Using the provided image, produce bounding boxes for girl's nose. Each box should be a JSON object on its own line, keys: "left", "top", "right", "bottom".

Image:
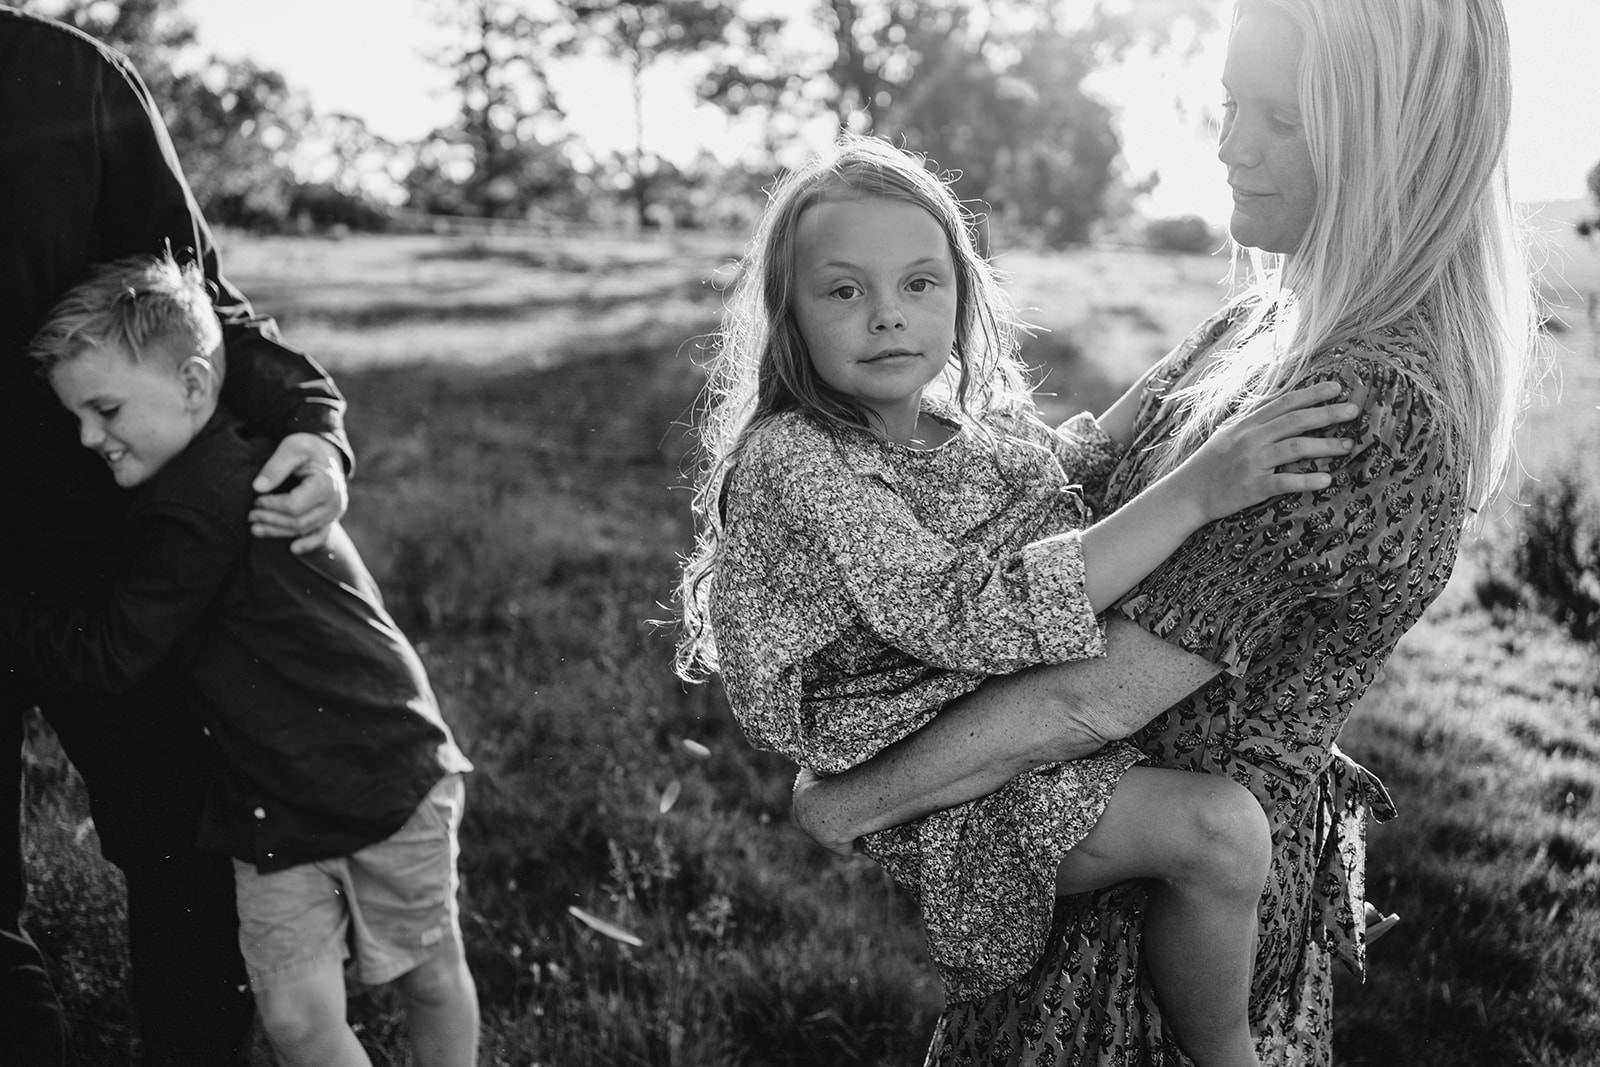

{"left": 870, "top": 296, "right": 907, "bottom": 332}
{"left": 79, "top": 419, "right": 103, "bottom": 449}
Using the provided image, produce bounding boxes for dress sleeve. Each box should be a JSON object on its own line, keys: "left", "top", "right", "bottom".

{"left": 93, "top": 50, "right": 353, "bottom": 468}
{"left": 766, "top": 423, "right": 1105, "bottom": 673}
{"left": 1048, "top": 412, "right": 1122, "bottom": 512}
{"left": 1119, "top": 353, "right": 1463, "bottom": 675}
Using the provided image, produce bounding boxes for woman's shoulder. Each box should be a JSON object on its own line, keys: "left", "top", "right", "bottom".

{"left": 1310, "top": 312, "right": 1451, "bottom": 449}
{"left": 1314, "top": 313, "right": 1437, "bottom": 400}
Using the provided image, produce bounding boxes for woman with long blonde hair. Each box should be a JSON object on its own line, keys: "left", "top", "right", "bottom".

{"left": 791, "top": 0, "right": 1535, "bottom": 1061}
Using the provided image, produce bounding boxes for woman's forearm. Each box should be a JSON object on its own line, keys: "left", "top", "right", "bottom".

{"left": 792, "top": 617, "right": 1220, "bottom": 848}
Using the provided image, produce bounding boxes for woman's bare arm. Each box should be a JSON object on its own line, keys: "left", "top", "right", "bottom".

{"left": 791, "top": 616, "right": 1219, "bottom": 853}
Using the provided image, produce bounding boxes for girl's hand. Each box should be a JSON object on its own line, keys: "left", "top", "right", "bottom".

{"left": 1181, "top": 380, "right": 1358, "bottom": 522}
{"left": 791, "top": 769, "right": 860, "bottom": 857}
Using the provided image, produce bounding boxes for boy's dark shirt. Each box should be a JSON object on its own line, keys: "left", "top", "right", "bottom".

{"left": 0, "top": 409, "right": 471, "bottom": 871}
{"left": 0, "top": 7, "right": 349, "bottom": 592}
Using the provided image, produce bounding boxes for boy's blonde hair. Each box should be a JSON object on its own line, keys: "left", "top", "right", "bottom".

{"left": 674, "top": 133, "right": 1032, "bottom": 681}
{"left": 1153, "top": 0, "right": 1534, "bottom": 518}
{"left": 29, "top": 252, "right": 225, "bottom": 380}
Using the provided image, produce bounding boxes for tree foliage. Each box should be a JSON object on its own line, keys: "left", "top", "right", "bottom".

{"left": 414, "top": 0, "right": 577, "bottom": 218}
{"left": 551, "top": 0, "right": 741, "bottom": 227}
{"left": 702, "top": 0, "right": 1217, "bottom": 245}
{"left": 6, "top": 0, "right": 336, "bottom": 228}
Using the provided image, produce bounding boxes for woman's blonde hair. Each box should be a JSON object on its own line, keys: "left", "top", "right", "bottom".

{"left": 1157, "top": 0, "right": 1534, "bottom": 517}
{"left": 674, "top": 133, "right": 1030, "bottom": 680}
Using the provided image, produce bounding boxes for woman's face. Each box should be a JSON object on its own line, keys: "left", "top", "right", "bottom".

{"left": 1218, "top": 8, "right": 1317, "bottom": 254}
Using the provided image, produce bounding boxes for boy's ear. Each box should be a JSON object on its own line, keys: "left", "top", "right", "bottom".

{"left": 178, "top": 356, "right": 217, "bottom": 409}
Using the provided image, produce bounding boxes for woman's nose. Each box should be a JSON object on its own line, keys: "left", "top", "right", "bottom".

{"left": 79, "top": 419, "right": 103, "bottom": 448}
{"left": 1217, "top": 114, "right": 1260, "bottom": 169}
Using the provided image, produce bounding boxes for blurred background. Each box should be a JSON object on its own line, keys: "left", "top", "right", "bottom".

{"left": 8, "top": 1, "right": 1599, "bottom": 1064}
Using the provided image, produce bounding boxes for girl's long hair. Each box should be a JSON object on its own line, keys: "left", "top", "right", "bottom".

{"left": 1152, "top": 0, "right": 1535, "bottom": 517}
{"left": 674, "top": 134, "right": 1030, "bottom": 681}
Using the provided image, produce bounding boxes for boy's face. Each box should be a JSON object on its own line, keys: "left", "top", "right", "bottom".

{"left": 49, "top": 340, "right": 207, "bottom": 488}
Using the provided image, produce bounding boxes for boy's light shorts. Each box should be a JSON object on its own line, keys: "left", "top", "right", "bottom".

{"left": 233, "top": 773, "right": 466, "bottom": 992}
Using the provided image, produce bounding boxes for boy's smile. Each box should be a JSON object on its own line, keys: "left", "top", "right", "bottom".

{"left": 49, "top": 340, "right": 210, "bottom": 488}
{"left": 791, "top": 196, "right": 958, "bottom": 443}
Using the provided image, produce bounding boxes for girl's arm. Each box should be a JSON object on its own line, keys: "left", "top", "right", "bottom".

{"left": 1078, "top": 381, "right": 1356, "bottom": 611}
{"left": 793, "top": 616, "right": 1218, "bottom": 852}
{"left": 1094, "top": 359, "right": 1164, "bottom": 450}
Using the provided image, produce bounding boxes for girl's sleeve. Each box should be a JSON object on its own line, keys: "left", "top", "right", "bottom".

{"left": 1048, "top": 412, "right": 1123, "bottom": 512}
{"left": 764, "top": 423, "right": 1105, "bottom": 675}
{"left": 1119, "top": 355, "right": 1463, "bottom": 675}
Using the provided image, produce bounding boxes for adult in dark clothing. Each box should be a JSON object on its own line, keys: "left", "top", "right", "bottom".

{"left": 0, "top": 9, "right": 352, "bottom": 1064}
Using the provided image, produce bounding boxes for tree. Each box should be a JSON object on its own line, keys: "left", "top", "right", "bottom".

{"left": 9, "top": 0, "right": 321, "bottom": 228}
{"left": 701, "top": 0, "right": 1217, "bottom": 245}
{"left": 416, "top": 0, "right": 577, "bottom": 218}
{"left": 551, "top": 0, "right": 740, "bottom": 228}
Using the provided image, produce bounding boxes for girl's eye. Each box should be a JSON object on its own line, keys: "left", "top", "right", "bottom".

{"left": 828, "top": 284, "right": 860, "bottom": 300}
{"left": 95, "top": 405, "right": 120, "bottom": 419}
{"left": 907, "top": 278, "right": 936, "bottom": 294}
{"left": 1269, "top": 114, "right": 1302, "bottom": 134}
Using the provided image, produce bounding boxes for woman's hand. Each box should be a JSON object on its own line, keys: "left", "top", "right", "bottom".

{"left": 248, "top": 433, "right": 349, "bottom": 554}
{"left": 791, "top": 769, "right": 861, "bottom": 857}
{"left": 1181, "top": 380, "right": 1358, "bottom": 523}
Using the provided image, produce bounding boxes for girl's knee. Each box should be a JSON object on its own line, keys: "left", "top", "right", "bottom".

{"left": 1173, "top": 779, "right": 1271, "bottom": 896}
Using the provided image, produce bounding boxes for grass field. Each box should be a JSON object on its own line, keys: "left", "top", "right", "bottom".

{"left": 19, "top": 209, "right": 1600, "bottom": 1065}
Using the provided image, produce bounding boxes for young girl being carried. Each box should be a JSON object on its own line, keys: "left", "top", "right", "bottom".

{"left": 675, "top": 135, "right": 1357, "bottom": 1067}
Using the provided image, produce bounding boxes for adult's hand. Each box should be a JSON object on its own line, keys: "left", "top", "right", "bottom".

{"left": 249, "top": 433, "right": 348, "bottom": 554}
{"left": 788, "top": 618, "right": 1221, "bottom": 844}
{"left": 792, "top": 769, "right": 859, "bottom": 857}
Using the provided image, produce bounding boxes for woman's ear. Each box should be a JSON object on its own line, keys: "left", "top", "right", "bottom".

{"left": 178, "top": 355, "right": 217, "bottom": 410}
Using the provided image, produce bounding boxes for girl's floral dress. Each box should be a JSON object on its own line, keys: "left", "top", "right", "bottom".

{"left": 927, "top": 304, "right": 1468, "bottom": 1065}
{"left": 712, "top": 401, "right": 1141, "bottom": 1002}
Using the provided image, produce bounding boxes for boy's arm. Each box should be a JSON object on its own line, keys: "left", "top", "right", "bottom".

{"left": 0, "top": 502, "right": 244, "bottom": 696}
{"left": 93, "top": 48, "right": 352, "bottom": 470}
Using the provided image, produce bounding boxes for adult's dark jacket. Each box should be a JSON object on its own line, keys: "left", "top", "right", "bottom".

{"left": 0, "top": 7, "right": 351, "bottom": 865}
{"left": 0, "top": 6, "right": 349, "bottom": 595}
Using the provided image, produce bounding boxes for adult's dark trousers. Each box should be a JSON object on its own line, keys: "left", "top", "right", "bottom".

{"left": 1, "top": 703, "right": 73, "bottom": 1065}
{"left": 30, "top": 674, "right": 255, "bottom": 1067}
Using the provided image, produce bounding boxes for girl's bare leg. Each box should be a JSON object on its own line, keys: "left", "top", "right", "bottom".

{"left": 1056, "top": 766, "right": 1269, "bottom": 1067}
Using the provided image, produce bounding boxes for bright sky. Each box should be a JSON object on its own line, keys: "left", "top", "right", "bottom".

{"left": 183, "top": 0, "right": 1600, "bottom": 219}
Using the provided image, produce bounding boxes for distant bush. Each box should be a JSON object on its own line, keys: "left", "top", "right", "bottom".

{"left": 1144, "top": 214, "right": 1221, "bottom": 254}
{"left": 1480, "top": 463, "right": 1600, "bottom": 645}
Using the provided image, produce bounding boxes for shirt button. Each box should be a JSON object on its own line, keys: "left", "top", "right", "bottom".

{"left": 253, "top": 807, "right": 266, "bottom": 820}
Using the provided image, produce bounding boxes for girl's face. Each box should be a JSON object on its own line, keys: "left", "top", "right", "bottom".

{"left": 790, "top": 196, "right": 958, "bottom": 443}
{"left": 1218, "top": 7, "right": 1317, "bottom": 254}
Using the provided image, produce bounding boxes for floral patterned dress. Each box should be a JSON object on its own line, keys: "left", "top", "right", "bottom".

{"left": 711, "top": 401, "right": 1141, "bottom": 1002}
{"left": 927, "top": 304, "right": 1468, "bottom": 1065}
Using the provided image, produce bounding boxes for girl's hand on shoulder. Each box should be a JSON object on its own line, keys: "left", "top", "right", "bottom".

{"left": 1186, "top": 380, "right": 1359, "bottom": 522}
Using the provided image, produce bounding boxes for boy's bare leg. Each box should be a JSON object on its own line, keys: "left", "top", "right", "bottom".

{"left": 394, "top": 937, "right": 480, "bottom": 1067}
{"left": 254, "top": 952, "right": 372, "bottom": 1067}
{"left": 1056, "top": 766, "right": 1269, "bottom": 1067}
